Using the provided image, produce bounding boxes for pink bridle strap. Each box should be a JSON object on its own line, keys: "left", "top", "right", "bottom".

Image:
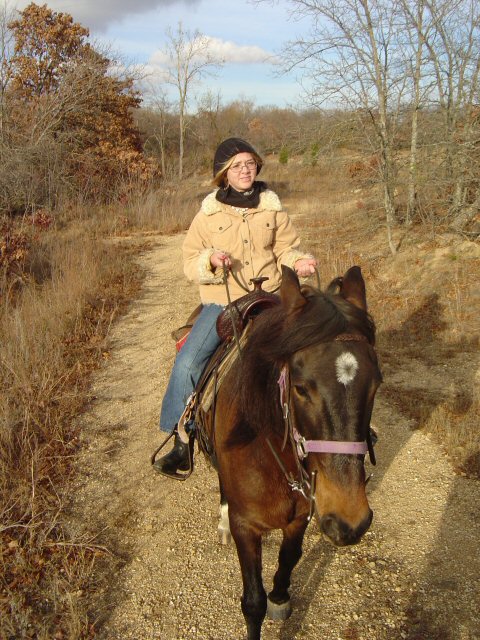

{"left": 293, "top": 428, "right": 368, "bottom": 459}
{"left": 278, "top": 366, "right": 288, "bottom": 409}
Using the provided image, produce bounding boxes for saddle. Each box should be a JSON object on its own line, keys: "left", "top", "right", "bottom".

{"left": 216, "top": 276, "right": 280, "bottom": 341}
{"left": 172, "top": 277, "right": 280, "bottom": 460}
{"left": 171, "top": 276, "right": 280, "bottom": 349}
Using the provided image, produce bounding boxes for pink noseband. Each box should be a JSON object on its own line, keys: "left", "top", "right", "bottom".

{"left": 293, "top": 428, "right": 368, "bottom": 459}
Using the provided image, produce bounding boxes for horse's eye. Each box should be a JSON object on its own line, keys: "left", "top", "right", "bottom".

{"left": 294, "top": 385, "right": 309, "bottom": 399}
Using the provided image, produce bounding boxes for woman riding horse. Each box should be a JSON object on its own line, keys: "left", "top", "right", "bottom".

{"left": 154, "top": 138, "right": 317, "bottom": 477}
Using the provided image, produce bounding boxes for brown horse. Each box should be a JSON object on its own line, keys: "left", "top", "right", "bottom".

{"left": 201, "top": 265, "right": 382, "bottom": 640}
{"left": 202, "top": 267, "right": 381, "bottom": 640}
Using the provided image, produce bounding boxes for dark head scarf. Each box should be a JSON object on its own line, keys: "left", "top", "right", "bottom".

{"left": 213, "top": 138, "right": 266, "bottom": 208}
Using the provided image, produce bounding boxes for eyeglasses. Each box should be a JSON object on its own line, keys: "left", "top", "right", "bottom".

{"left": 229, "top": 159, "right": 257, "bottom": 173}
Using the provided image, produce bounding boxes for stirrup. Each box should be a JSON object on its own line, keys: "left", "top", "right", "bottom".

{"left": 150, "top": 429, "right": 195, "bottom": 481}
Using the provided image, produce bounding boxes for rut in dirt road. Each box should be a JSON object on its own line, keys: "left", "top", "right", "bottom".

{"left": 70, "top": 234, "right": 480, "bottom": 640}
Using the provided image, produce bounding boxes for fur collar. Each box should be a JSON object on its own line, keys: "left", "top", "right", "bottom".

{"left": 200, "top": 189, "right": 282, "bottom": 216}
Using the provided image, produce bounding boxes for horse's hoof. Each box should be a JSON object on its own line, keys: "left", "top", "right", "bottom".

{"left": 267, "top": 597, "right": 292, "bottom": 620}
{"left": 218, "top": 526, "right": 232, "bottom": 545}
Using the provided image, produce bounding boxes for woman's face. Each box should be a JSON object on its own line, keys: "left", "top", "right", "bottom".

{"left": 226, "top": 152, "right": 258, "bottom": 192}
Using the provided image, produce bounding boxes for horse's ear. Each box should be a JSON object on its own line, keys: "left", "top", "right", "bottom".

{"left": 280, "top": 265, "right": 307, "bottom": 315}
{"left": 339, "top": 266, "right": 367, "bottom": 310}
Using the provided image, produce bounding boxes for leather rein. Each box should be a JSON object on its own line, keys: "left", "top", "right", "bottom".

{"left": 225, "top": 261, "right": 321, "bottom": 295}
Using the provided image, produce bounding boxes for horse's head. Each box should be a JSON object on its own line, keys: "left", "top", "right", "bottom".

{"left": 280, "top": 266, "right": 382, "bottom": 546}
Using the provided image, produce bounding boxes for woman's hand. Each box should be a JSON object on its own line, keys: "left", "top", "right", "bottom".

{"left": 210, "top": 250, "right": 232, "bottom": 269}
{"left": 294, "top": 258, "right": 317, "bottom": 277}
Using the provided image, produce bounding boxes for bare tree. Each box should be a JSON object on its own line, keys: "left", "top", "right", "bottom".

{"left": 195, "top": 89, "right": 222, "bottom": 145}
{"left": 0, "top": 2, "right": 15, "bottom": 142}
{"left": 163, "top": 22, "right": 224, "bottom": 178}
{"left": 398, "top": 0, "right": 430, "bottom": 224}
{"left": 421, "top": 0, "right": 480, "bottom": 224}
{"left": 263, "top": 0, "right": 407, "bottom": 254}
{"left": 140, "top": 85, "right": 174, "bottom": 177}
{"left": 395, "top": 0, "right": 480, "bottom": 230}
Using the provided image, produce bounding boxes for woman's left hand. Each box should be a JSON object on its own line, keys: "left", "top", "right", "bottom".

{"left": 294, "top": 258, "right": 317, "bottom": 277}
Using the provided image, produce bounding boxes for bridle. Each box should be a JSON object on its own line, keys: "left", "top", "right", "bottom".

{"left": 267, "top": 332, "right": 376, "bottom": 520}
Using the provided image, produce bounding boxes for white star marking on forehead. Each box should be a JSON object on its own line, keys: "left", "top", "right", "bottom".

{"left": 336, "top": 352, "right": 359, "bottom": 386}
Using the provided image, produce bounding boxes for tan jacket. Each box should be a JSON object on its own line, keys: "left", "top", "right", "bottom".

{"left": 183, "top": 189, "right": 312, "bottom": 305}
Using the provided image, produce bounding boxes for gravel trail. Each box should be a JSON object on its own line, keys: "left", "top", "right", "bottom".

{"left": 71, "top": 233, "right": 480, "bottom": 640}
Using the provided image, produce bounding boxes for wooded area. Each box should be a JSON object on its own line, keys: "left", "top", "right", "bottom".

{"left": 0, "top": 1, "right": 478, "bottom": 253}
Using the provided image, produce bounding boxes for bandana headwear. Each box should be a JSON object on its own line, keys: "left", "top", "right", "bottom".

{"left": 213, "top": 138, "right": 262, "bottom": 177}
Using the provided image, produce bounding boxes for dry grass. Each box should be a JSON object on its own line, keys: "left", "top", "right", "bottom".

{"left": 425, "top": 392, "right": 480, "bottom": 477}
{"left": 115, "top": 180, "right": 212, "bottom": 235}
{"left": 1, "top": 220, "right": 145, "bottom": 638}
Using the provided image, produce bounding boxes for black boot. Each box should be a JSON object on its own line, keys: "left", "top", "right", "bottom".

{"left": 153, "top": 431, "right": 192, "bottom": 478}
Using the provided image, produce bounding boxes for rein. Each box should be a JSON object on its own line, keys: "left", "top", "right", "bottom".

{"left": 226, "top": 265, "right": 321, "bottom": 294}
{"left": 222, "top": 263, "right": 243, "bottom": 356}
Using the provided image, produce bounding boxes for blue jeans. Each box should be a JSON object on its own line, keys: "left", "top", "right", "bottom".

{"left": 159, "top": 303, "right": 223, "bottom": 432}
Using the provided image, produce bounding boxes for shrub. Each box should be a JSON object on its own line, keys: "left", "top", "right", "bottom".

{"left": 279, "top": 146, "right": 289, "bottom": 165}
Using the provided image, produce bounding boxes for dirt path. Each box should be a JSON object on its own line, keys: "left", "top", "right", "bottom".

{"left": 70, "top": 233, "right": 480, "bottom": 640}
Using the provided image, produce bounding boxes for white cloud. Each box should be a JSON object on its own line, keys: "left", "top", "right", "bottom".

{"left": 139, "top": 63, "right": 171, "bottom": 86}
{"left": 12, "top": 0, "right": 201, "bottom": 31}
{"left": 148, "top": 36, "right": 275, "bottom": 71}
{"left": 149, "top": 50, "right": 172, "bottom": 68}
{"left": 202, "top": 36, "right": 274, "bottom": 64}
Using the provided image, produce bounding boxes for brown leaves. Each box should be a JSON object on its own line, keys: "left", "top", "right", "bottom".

{"left": 5, "top": 3, "right": 159, "bottom": 209}
{"left": 9, "top": 2, "right": 89, "bottom": 98}
{"left": 0, "top": 221, "right": 30, "bottom": 274}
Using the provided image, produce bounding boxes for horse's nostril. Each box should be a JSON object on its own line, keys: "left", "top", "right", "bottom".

{"left": 362, "top": 508, "right": 374, "bottom": 533}
{"left": 320, "top": 510, "right": 373, "bottom": 546}
{"left": 320, "top": 514, "right": 342, "bottom": 541}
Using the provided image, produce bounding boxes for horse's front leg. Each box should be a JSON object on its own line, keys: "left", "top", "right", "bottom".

{"left": 229, "top": 514, "right": 266, "bottom": 640}
{"left": 267, "top": 515, "right": 309, "bottom": 620}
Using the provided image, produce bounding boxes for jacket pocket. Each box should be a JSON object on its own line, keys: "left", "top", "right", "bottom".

{"left": 250, "top": 217, "right": 275, "bottom": 249}
{"left": 205, "top": 217, "right": 233, "bottom": 247}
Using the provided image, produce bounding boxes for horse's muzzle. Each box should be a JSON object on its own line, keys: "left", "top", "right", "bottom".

{"left": 319, "top": 509, "right": 373, "bottom": 546}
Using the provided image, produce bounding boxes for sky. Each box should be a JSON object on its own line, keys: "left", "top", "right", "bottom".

{"left": 11, "top": 0, "right": 312, "bottom": 109}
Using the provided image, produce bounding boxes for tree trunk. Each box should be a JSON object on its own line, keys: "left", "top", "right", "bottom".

{"left": 361, "top": 0, "right": 397, "bottom": 253}
{"left": 178, "top": 108, "right": 184, "bottom": 180}
{"left": 406, "top": 1, "right": 424, "bottom": 225}
{"left": 407, "top": 108, "right": 419, "bottom": 225}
